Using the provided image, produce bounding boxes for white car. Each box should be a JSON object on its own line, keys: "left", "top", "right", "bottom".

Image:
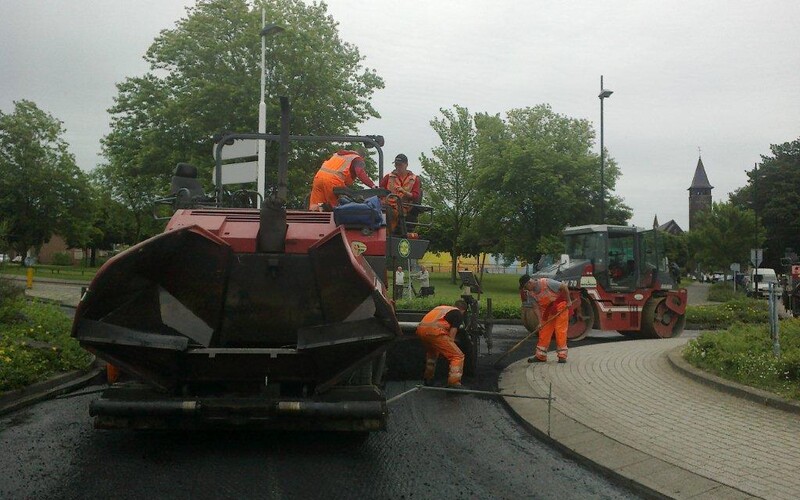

{"left": 749, "top": 268, "right": 779, "bottom": 297}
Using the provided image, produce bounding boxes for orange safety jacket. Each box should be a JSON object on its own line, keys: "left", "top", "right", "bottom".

{"left": 385, "top": 171, "right": 417, "bottom": 209}
{"left": 316, "top": 150, "right": 360, "bottom": 186}
{"left": 530, "top": 278, "right": 566, "bottom": 318}
{"left": 416, "top": 306, "right": 458, "bottom": 336}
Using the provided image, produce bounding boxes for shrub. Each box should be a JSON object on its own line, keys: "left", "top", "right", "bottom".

{"left": 684, "top": 319, "right": 800, "bottom": 400}
{"left": 51, "top": 252, "right": 73, "bottom": 266}
{"left": 685, "top": 298, "right": 768, "bottom": 329}
{"left": 0, "top": 296, "right": 92, "bottom": 395}
{"left": 707, "top": 281, "right": 745, "bottom": 302}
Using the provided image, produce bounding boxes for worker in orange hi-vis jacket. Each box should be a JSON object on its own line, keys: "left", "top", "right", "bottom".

{"left": 415, "top": 300, "right": 468, "bottom": 388}
{"left": 519, "top": 275, "right": 572, "bottom": 364}
{"left": 308, "top": 150, "right": 375, "bottom": 211}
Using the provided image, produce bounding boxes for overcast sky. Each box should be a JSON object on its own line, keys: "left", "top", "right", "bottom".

{"left": 2, "top": 1, "right": 799, "bottom": 230}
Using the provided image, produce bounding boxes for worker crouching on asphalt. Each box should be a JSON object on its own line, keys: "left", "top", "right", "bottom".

{"left": 519, "top": 274, "right": 572, "bottom": 363}
{"left": 308, "top": 149, "right": 376, "bottom": 211}
{"left": 416, "top": 300, "right": 468, "bottom": 388}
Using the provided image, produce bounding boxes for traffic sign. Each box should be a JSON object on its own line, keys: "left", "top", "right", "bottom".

{"left": 729, "top": 263, "right": 740, "bottom": 272}
{"left": 212, "top": 139, "right": 258, "bottom": 160}
{"left": 212, "top": 161, "right": 258, "bottom": 185}
{"left": 750, "top": 248, "right": 763, "bottom": 268}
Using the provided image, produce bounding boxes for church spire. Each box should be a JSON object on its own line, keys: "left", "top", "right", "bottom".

{"left": 689, "top": 157, "right": 713, "bottom": 190}
{"left": 688, "top": 155, "right": 713, "bottom": 231}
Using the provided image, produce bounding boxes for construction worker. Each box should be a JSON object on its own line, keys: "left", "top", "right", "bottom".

{"left": 416, "top": 300, "right": 468, "bottom": 388}
{"left": 308, "top": 150, "right": 376, "bottom": 211}
{"left": 519, "top": 274, "right": 572, "bottom": 363}
{"left": 380, "top": 154, "right": 420, "bottom": 232}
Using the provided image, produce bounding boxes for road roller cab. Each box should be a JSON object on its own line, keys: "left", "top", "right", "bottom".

{"left": 531, "top": 224, "right": 687, "bottom": 341}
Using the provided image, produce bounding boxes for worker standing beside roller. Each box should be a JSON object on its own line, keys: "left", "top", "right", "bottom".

{"left": 519, "top": 275, "right": 572, "bottom": 363}
{"left": 416, "top": 300, "right": 468, "bottom": 388}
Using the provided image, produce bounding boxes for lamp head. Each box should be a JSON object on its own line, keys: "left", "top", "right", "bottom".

{"left": 260, "top": 23, "right": 285, "bottom": 37}
{"left": 599, "top": 89, "right": 613, "bottom": 99}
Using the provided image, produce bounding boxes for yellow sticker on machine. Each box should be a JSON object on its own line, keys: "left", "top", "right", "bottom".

{"left": 350, "top": 241, "right": 367, "bottom": 255}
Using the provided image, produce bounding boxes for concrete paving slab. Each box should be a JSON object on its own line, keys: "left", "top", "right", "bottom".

{"left": 499, "top": 335, "right": 800, "bottom": 500}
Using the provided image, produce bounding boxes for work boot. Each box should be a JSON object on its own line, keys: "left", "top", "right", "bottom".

{"left": 527, "top": 357, "right": 546, "bottom": 363}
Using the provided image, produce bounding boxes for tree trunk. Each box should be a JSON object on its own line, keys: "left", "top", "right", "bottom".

{"left": 90, "top": 247, "right": 97, "bottom": 267}
{"left": 450, "top": 248, "right": 458, "bottom": 284}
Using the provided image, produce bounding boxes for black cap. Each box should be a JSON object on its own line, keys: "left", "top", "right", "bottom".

{"left": 393, "top": 153, "right": 408, "bottom": 164}
{"left": 519, "top": 274, "right": 531, "bottom": 288}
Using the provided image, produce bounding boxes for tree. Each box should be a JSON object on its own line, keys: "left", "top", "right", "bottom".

{"left": 99, "top": 0, "right": 384, "bottom": 239}
{"left": 0, "top": 100, "right": 92, "bottom": 259}
{"left": 471, "top": 104, "right": 630, "bottom": 265}
{"left": 661, "top": 231, "right": 689, "bottom": 271}
{"left": 419, "top": 105, "right": 481, "bottom": 283}
{"left": 686, "top": 202, "right": 763, "bottom": 272}
{"left": 82, "top": 176, "right": 138, "bottom": 266}
{"left": 730, "top": 137, "right": 800, "bottom": 268}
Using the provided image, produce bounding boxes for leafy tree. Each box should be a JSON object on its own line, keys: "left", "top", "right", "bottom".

{"left": 419, "top": 105, "right": 481, "bottom": 283}
{"left": 471, "top": 104, "right": 630, "bottom": 265}
{"left": 661, "top": 231, "right": 690, "bottom": 271}
{"left": 687, "top": 201, "right": 763, "bottom": 272}
{"left": 100, "top": 0, "right": 384, "bottom": 238}
{"left": 730, "top": 137, "right": 800, "bottom": 268}
{"left": 82, "top": 177, "right": 138, "bottom": 266}
{"left": 0, "top": 100, "right": 92, "bottom": 260}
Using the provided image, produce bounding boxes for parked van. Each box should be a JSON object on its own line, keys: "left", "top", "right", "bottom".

{"left": 749, "top": 268, "right": 778, "bottom": 298}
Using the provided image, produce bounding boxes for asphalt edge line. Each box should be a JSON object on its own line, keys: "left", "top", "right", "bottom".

{"left": 497, "top": 360, "right": 763, "bottom": 500}
{"left": 497, "top": 395, "right": 669, "bottom": 500}
{"left": 497, "top": 364, "right": 681, "bottom": 500}
{"left": 666, "top": 344, "right": 800, "bottom": 415}
{"left": 0, "top": 366, "right": 105, "bottom": 417}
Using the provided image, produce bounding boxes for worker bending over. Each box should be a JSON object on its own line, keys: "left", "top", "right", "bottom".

{"left": 519, "top": 274, "right": 572, "bottom": 363}
{"left": 309, "top": 150, "right": 375, "bottom": 211}
{"left": 416, "top": 300, "right": 468, "bottom": 388}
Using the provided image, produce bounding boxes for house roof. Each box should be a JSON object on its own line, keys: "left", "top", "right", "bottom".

{"left": 658, "top": 219, "right": 684, "bottom": 235}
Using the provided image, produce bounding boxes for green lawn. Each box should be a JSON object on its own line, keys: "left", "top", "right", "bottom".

{"left": 394, "top": 271, "right": 522, "bottom": 318}
{"left": 0, "top": 263, "right": 96, "bottom": 282}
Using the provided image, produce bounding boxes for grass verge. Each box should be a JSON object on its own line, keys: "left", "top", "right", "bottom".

{"left": 0, "top": 279, "right": 93, "bottom": 396}
{"left": 685, "top": 298, "right": 768, "bottom": 329}
{"left": 684, "top": 320, "right": 800, "bottom": 401}
{"left": 0, "top": 263, "right": 97, "bottom": 282}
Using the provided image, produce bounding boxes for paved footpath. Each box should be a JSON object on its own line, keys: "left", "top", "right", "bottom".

{"left": 2, "top": 275, "right": 86, "bottom": 308}
{"left": 500, "top": 338, "right": 800, "bottom": 499}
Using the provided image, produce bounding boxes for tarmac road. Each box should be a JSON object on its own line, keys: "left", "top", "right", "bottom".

{"left": 3, "top": 276, "right": 709, "bottom": 499}
{"left": 0, "top": 325, "right": 638, "bottom": 500}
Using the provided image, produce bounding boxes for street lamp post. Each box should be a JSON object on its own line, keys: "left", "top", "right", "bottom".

{"left": 598, "top": 75, "right": 613, "bottom": 223}
{"left": 257, "top": 11, "right": 284, "bottom": 207}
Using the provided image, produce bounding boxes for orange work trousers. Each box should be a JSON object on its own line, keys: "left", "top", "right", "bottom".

{"left": 418, "top": 333, "right": 464, "bottom": 385}
{"left": 535, "top": 302, "right": 568, "bottom": 361}
{"left": 308, "top": 174, "right": 345, "bottom": 210}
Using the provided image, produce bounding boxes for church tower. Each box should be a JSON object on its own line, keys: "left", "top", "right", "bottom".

{"left": 688, "top": 156, "right": 713, "bottom": 230}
